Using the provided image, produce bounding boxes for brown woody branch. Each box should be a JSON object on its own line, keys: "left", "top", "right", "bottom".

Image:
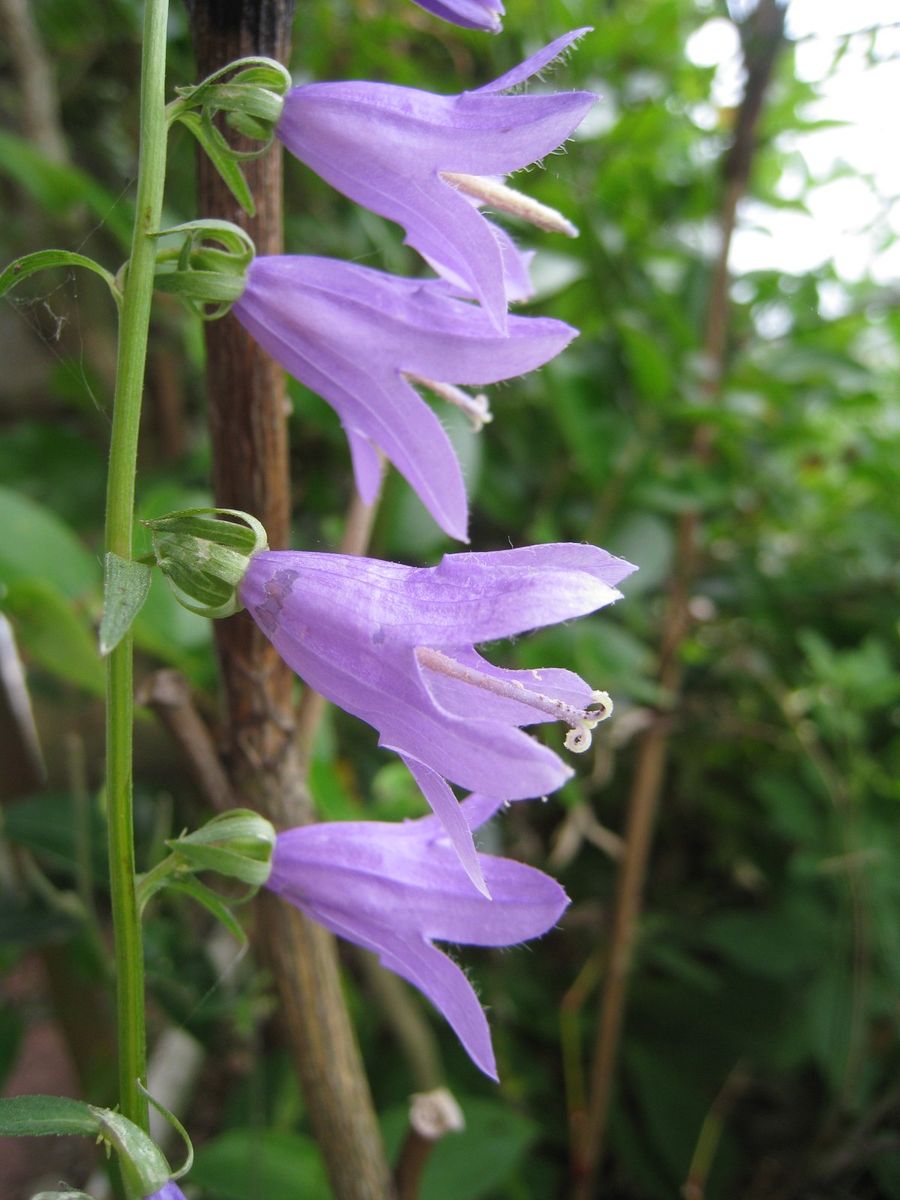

{"left": 572, "top": 5, "right": 787, "bottom": 1194}
{"left": 189, "top": 4, "right": 393, "bottom": 1197}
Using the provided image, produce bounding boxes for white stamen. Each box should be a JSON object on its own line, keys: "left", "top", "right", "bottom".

{"left": 440, "top": 171, "right": 579, "bottom": 238}
{"left": 416, "top": 647, "right": 611, "bottom": 752}
{"left": 406, "top": 373, "right": 493, "bottom": 433}
{"left": 565, "top": 726, "right": 593, "bottom": 754}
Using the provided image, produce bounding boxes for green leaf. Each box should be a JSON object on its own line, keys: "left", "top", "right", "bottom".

{"left": 0, "top": 249, "right": 118, "bottom": 304}
{"left": 0, "top": 129, "right": 133, "bottom": 248}
{"left": 99, "top": 553, "right": 152, "bottom": 656}
{"left": 619, "top": 321, "right": 673, "bottom": 404}
{"left": 190, "top": 1129, "right": 330, "bottom": 1200}
{"left": 2, "top": 579, "right": 104, "bottom": 695}
{"left": 0, "top": 487, "right": 97, "bottom": 600}
{"left": 2, "top": 791, "right": 107, "bottom": 880}
{"left": 0, "top": 1094, "right": 100, "bottom": 1138}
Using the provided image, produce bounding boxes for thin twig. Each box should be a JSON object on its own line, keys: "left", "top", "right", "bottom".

{"left": 572, "top": 6, "right": 787, "bottom": 1195}
{"left": 190, "top": 6, "right": 394, "bottom": 1196}
{"left": 0, "top": 0, "right": 68, "bottom": 163}
{"left": 394, "top": 1089, "right": 465, "bottom": 1200}
{"left": 136, "top": 669, "right": 236, "bottom": 813}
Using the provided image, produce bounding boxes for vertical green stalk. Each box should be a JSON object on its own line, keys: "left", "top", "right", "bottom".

{"left": 104, "top": 0, "right": 169, "bottom": 1133}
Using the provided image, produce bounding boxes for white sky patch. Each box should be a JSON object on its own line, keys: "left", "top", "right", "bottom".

{"left": 685, "top": 0, "right": 900, "bottom": 291}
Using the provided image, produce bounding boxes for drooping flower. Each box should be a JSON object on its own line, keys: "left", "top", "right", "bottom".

{"left": 410, "top": 0, "right": 504, "bottom": 32}
{"left": 231, "top": 256, "right": 575, "bottom": 542}
{"left": 265, "top": 795, "right": 568, "bottom": 1079}
{"left": 240, "top": 542, "right": 636, "bottom": 892}
{"left": 276, "top": 30, "right": 595, "bottom": 332}
{"left": 145, "top": 1185, "right": 187, "bottom": 1200}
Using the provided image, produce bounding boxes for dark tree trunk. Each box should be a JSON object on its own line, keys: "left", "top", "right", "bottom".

{"left": 189, "top": 6, "right": 394, "bottom": 1197}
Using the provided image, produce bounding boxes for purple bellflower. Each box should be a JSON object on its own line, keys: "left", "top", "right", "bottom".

{"left": 410, "top": 0, "right": 505, "bottom": 32}
{"left": 232, "top": 256, "right": 575, "bottom": 542}
{"left": 276, "top": 30, "right": 595, "bottom": 332}
{"left": 266, "top": 794, "right": 569, "bottom": 1079}
{"left": 240, "top": 542, "right": 636, "bottom": 893}
{"left": 145, "top": 1185, "right": 186, "bottom": 1200}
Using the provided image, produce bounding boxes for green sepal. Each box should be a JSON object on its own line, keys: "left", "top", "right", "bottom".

{"left": 91, "top": 1108, "right": 170, "bottom": 1198}
{"left": 170, "top": 109, "right": 255, "bottom": 215}
{"left": 168, "top": 56, "right": 291, "bottom": 216}
{"left": 99, "top": 552, "right": 152, "bottom": 656}
{"left": 167, "top": 876, "right": 249, "bottom": 945}
{"left": 32, "top": 1192, "right": 96, "bottom": 1199}
{"left": 145, "top": 506, "right": 268, "bottom": 619}
{"left": 0, "top": 1094, "right": 101, "bottom": 1139}
{"left": 168, "top": 809, "right": 276, "bottom": 888}
{"left": 169, "top": 57, "right": 290, "bottom": 134}
{"left": 0, "top": 250, "right": 119, "bottom": 306}
{"left": 153, "top": 220, "right": 255, "bottom": 319}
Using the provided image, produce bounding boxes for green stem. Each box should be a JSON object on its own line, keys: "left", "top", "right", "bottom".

{"left": 104, "top": 0, "right": 170, "bottom": 1134}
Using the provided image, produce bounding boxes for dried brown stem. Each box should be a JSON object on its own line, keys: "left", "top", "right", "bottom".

{"left": 394, "top": 1089, "right": 464, "bottom": 1200}
{"left": 189, "top": 4, "right": 393, "bottom": 1197}
{"left": 136, "top": 669, "right": 236, "bottom": 813}
{"left": 0, "top": 0, "right": 68, "bottom": 163}
{"left": 572, "top": 6, "right": 786, "bottom": 1194}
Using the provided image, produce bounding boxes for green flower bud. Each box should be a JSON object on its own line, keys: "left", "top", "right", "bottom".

{"left": 169, "top": 809, "right": 276, "bottom": 888}
{"left": 145, "top": 507, "right": 267, "bottom": 619}
{"left": 90, "top": 1108, "right": 171, "bottom": 1198}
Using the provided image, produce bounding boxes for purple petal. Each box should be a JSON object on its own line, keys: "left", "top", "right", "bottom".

{"left": 402, "top": 755, "right": 489, "bottom": 897}
{"left": 345, "top": 430, "right": 384, "bottom": 506}
{"left": 233, "top": 257, "right": 575, "bottom": 539}
{"left": 277, "top": 51, "right": 594, "bottom": 329}
{"left": 267, "top": 806, "right": 570, "bottom": 1078}
{"left": 473, "top": 28, "right": 594, "bottom": 95}
{"left": 241, "top": 543, "right": 634, "bottom": 865}
{"left": 410, "top": 0, "right": 504, "bottom": 31}
{"left": 240, "top": 555, "right": 573, "bottom": 801}
{"left": 145, "top": 1186, "right": 186, "bottom": 1200}
{"left": 437, "top": 542, "right": 638, "bottom": 588}
{"left": 422, "top": 220, "right": 534, "bottom": 305}
{"left": 328, "top": 915, "right": 498, "bottom": 1080}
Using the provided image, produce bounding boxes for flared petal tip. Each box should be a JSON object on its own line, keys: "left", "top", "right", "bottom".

{"left": 411, "top": 0, "right": 504, "bottom": 32}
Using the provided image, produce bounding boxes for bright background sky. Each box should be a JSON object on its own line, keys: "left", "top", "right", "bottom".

{"left": 686, "top": 0, "right": 900, "bottom": 293}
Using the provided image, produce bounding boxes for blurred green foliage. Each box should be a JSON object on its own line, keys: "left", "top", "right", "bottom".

{"left": 1, "top": 0, "right": 898, "bottom": 1197}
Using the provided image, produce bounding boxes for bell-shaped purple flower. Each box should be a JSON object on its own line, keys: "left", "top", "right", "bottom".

{"left": 276, "top": 30, "right": 595, "bottom": 332}
{"left": 240, "top": 542, "right": 635, "bottom": 892}
{"left": 231, "top": 256, "right": 575, "bottom": 543}
{"left": 265, "top": 795, "right": 568, "bottom": 1079}
{"left": 145, "top": 1185, "right": 187, "bottom": 1200}
{"left": 410, "top": 0, "right": 504, "bottom": 32}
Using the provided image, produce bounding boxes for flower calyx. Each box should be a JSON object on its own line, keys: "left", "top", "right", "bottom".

{"left": 168, "top": 57, "right": 292, "bottom": 216}
{"left": 145, "top": 506, "right": 268, "bottom": 618}
{"left": 167, "top": 809, "right": 277, "bottom": 888}
{"left": 152, "top": 220, "right": 255, "bottom": 319}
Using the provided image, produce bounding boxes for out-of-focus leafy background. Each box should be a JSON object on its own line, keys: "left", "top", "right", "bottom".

{"left": 1, "top": 0, "right": 898, "bottom": 1197}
